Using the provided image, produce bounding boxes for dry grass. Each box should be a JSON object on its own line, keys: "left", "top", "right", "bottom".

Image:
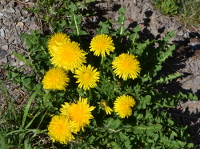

{"left": 178, "top": 0, "right": 200, "bottom": 32}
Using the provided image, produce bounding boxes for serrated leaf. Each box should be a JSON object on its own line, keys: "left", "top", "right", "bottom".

{"left": 155, "top": 72, "right": 181, "bottom": 85}
{"left": 70, "top": 2, "right": 77, "bottom": 13}
{"left": 188, "top": 93, "right": 198, "bottom": 101}
{"left": 104, "top": 118, "right": 122, "bottom": 130}
{"left": 133, "top": 124, "right": 162, "bottom": 134}
{"left": 97, "top": 21, "right": 110, "bottom": 34}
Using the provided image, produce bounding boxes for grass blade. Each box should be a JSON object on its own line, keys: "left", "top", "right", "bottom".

{"left": 21, "top": 89, "right": 40, "bottom": 129}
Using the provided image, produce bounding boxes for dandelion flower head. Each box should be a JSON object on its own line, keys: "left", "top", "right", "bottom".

{"left": 51, "top": 40, "right": 87, "bottom": 72}
{"left": 48, "top": 33, "right": 71, "bottom": 55}
{"left": 60, "top": 102, "right": 70, "bottom": 117}
{"left": 114, "top": 95, "right": 136, "bottom": 118}
{"left": 74, "top": 65, "right": 100, "bottom": 90}
{"left": 101, "top": 100, "right": 113, "bottom": 115}
{"left": 42, "top": 67, "right": 69, "bottom": 91}
{"left": 60, "top": 97, "right": 95, "bottom": 132}
{"left": 48, "top": 115, "right": 78, "bottom": 144}
{"left": 112, "top": 53, "right": 141, "bottom": 80}
{"left": 90, "top": 34, "right": 115, "bottom": 57}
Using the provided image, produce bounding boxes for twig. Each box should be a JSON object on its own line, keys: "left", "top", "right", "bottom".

{"left": 151, "top": 15, "right": 162, "bottom": 21}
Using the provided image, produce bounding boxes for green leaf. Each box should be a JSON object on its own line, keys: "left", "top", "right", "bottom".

{"left": 70, "top": 2, "right": 77, "bottom": 13}
{"left": 188, "top": 92, "right": 198, "bottom": 101}
{"left": 132, "top": 25, "right": 140, "bottom": 33}
{"left": 85, "top": 0, "right": 96, "bottom": 3}
{"left": 21, "top": 88, "right": 40, "bottom": 129}
{"left": 187, "top": 143, "right": 194, "bottom": 148}
{"left": 97, "top": 21, "right": 110, "bottom": 34}
{"left": 111, "top": 142, "right": 121, "bottom": 149}
{"left": 104, "top": 118, "right": 122, "bottom": 130}
{"left": 133, "top": 124, "right": 163, "bottom": 134}
{"left": 25, "top": 110, "right": 41, "bottom": 129}
{"left": 155, "top": 72, "right": 181, "bottom": 85}
{"left": 22, "top": 78, "right": 32, "bottom": 87}
{"left": 118, "top": 7, "right": 126, "bottom": 15}
{"left": 12, "top": 52, "right": 34, "bottom": 68}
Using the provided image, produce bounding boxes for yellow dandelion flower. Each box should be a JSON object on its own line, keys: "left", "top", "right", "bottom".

{"left": 60, "top": 102, "right": 70, "bottom": 117}
{"left": 112, "top": 53, "right": 141, "bottom": 80}
{"left": 74, "top": 65, "right": 100, "bottom": 90}
{"left": 114, "top": 95, "right": 136, "bottom": 118}
{"left": 90, "top": 34, "right": 115, "bottom": 57}
{"left": 48, "top": 32, "right": 71, "bottom": 55}
{"left": 42, "top": 67, "right": 69, "bottom": 91}
{"left": 101, "top": 100, "right": 113, "bottom": 115}
{"left": 51, "top": 40, "right": 87, "bottom": 71}
{"left": 60, "top": 97, "right": 95, "bottom": 132}
{"left": 48, "top": 115, "right": 78, "bottom": 144}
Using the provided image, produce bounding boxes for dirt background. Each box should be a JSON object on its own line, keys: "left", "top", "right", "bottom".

{"left": 0, "top": 0, "right": 200, "bottom": 147}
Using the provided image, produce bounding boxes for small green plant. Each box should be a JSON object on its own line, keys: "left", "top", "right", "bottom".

{"left": 152, "top": 0, "right": 180, "bottom": 15}
{"left": 179, "top": 0, "right": 200, "bottom": 29}
{"left": 1, "top": 1, "right": 197, "bottom": 148}
{"left": 152, "top": 0, "right": 200, "bottom": 30}
{"left": 24, "top": 0, "right": 95, "bottom": 32}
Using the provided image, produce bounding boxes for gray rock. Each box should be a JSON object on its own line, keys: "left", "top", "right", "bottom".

{"left": 184, "top": 32, "right": 190, "bottom": 38}
{"left": 8, "top": 35, "right": 15, "bottom": 43}
{"left": 0, "top": 56, "right": 7, "bottom": 64}
{"left": 0, "top": 28, "right": 5, "bottom": 37}
{"left": 3, "top": 17, "right": 13, "bottom": 26}
{"left": 11, "top": 54, "right": 15, "bottom": 59}
{"left": 19, "top": 61, "right": 24, "bottom": 66}
{"left": 177, "top": 30, "right": 184, "bottom": 36}
{"left": 22, "top": 17, "right": 29, "bottom": 23}
{"left": 1, "top": 45, "right": 8, "bottom": 51}
{"left": 7, "top": 1, "right": 15, "bottom": 8}
{"left": 0, "top": 49, "right": 7, "bottom": 58}
{"left": 0, "top": 36, "right": 7, "bottom": 45}
{"left": 7, "top": 8, "right": 15, "bottom": 13}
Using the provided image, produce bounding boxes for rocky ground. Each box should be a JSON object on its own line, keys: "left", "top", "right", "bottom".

{"left": 0, "top": 0, "right": 200, "bottom": 147}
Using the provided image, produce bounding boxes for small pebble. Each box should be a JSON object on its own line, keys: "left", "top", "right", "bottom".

{"left": 177, "top": 30, "right": 184, "bottom": 36}
{"left": 19, "top": 61, "right": 24, "bottom": 66}
{"left": 8, "top": 35, "right": 15, "bottom": 43}
{"left": 7, "top": 8, "right": 15, "bottom": 13}
{"left": 0, "top": 28, "right": 5, "bottom": 37}
{"left": 0, "top": 13, "right": 3, "bottom": 17}
{"left": 0, "top": 57, "right": 8, "bottom": 63}
{"left": 2, "top": 45, "right": 8, "bottom": 51}
{"left": 11, "top": 54, "right": 15, "bottom": 58}
{"left": 184, "top": 32, "right": 189, "bottom": 38}
{"left": 14, "top": 36, "right": 21, "bottom": 44}
{"left": 11, "top": 62, "right": 17, "bottom": 66}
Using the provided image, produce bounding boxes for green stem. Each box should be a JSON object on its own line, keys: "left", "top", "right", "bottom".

{"left": 120, "top": 16, "right": 125, "bottom": 36}
{"left": 100, "top": 56, "right": 104, "bottom": 66}
{"left": 89, "top": 88, "right": 92, "bottom": 99}
{"left": 73, "top": 14, "right": 83, "bottom": 49}
{"left": 43, "top": 91, "right": 50, "bottom": 109}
